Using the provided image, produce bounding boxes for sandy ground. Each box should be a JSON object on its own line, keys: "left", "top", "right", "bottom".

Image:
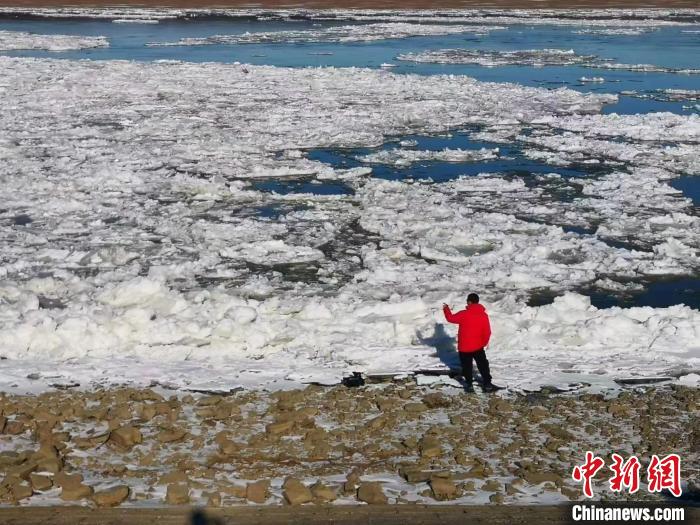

{"left": 0, "top": 505, "right": 697, "bottom": 525}
{"left": 2, "top": 1, "right": 700, "bottom": 10}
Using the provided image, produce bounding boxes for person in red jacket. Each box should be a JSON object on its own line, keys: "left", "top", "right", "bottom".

{"left": 443, "top": 293, "right": 497, "bottom": 393}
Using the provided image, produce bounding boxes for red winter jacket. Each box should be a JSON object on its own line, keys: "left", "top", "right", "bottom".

{"left": 443, "top": 303, "right": 492, "bottom": 353}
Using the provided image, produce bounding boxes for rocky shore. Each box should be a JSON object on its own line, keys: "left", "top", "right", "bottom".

{"left": 0, "top": 383, "right": 697, "bottom": 507}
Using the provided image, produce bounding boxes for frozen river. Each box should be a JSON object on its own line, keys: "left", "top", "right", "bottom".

{"left": 2, "top": 12, "right": 700, "bottom": 116}
{"left": 0, "top": 8, "right": 698, "bottom": 393}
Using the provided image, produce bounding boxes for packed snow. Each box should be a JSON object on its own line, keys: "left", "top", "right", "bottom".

{"left": 0, "top": 30, "right": 698, "bottom": 394}
{"left": 0, "top": 30, "right": 108, "bottom": 51}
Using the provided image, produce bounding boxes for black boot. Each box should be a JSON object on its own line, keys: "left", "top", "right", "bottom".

{"left": 463, "top": 383, "right": 475, "bottom": 393}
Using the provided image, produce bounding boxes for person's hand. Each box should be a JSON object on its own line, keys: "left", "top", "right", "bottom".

{"left": 442, "top": 303, "right": 449, "bottom": 309}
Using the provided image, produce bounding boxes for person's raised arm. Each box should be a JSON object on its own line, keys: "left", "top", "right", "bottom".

{"left": 443, "top": 303, "right": 459, "bottom": 323}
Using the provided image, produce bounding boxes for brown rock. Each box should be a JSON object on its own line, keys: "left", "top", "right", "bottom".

{"left": 542, "top": 424, "right": 575, "bottom": 441}
{"left": 608, "top": 402, "right": 630, "bottom": 417}
{"left": 482, "top": 480, "right": 501, "bottom": 492}
{"left": 0, "top": 451, "right": 23, "bottom": 468}
{"left": 159, "top": 470, "right": 189, "bottom": 485}
{"left": 218, "top": 439, "right": 239, "bottom": 456}
{"left": 246, "top": 480, "right": 269, "bottom": 503}
{"left": 400, "top": 468, "right": 431, "bottom": 483}
{"left": 430, "top": 478, "right": 458, "bottom": 501}
{"left": 422, "top": 393, "right": 451, "bottom": 409}
{"left": 366, "top": 416, "right": 388, "bottom": 431}
{"left": 310, "top": 481, "right": 337, "bottom": 502}
{"left": 32, "top": 443, "right": 59, "bottom": 461}
{"left": 530, "top": 406, "right": 548, "bottom": 419}
{"left": 462, "top": 480, "right": 476, "bottom": 492}
{"left": 213, "top": 403, "right": 238, "bottom": 421}
{"left": 197, "top": 395, "right": 222, "bottom": 407}
{"left": 109, "top": 426, "right": 143, "bottom": 450}
{"left": 505, "top": 483, "right": 523, "bottom": 495}
{"left": 29, "top": 474, "right": 52, "bottom": 492}
{"left": 36, "top": 457, "right": 63, "bottom": 474}
{"left": 60, "top": 483, "right": 94, "bottom": 501}
{"left": 165, "top": 483, "right": 190, "bottom": 505}
{"left": 10, "top": 482, "right": 33, "bottom": 501}
{"left": 93, "top": 485, "right": 130, "bottom": 507}
{"left": 265, "top": 420, "right": 295, "bottom": 435}
{"left": 560, "top": 485, "right": 581, "bottom": 500}
{"left": 376, "top": 398, "right": 400, "bottom": 412}
{"left": 419, "top": 435, "right": 442, "bottom": 458}
{"left": 404, "top": 402, "right": 427, "bottom": 413}
{"left": 157, "top": 429, "right": 187, "bottom": 444}
{"left": 139, "top": 404, "right": 157, "bottom": 422}
{"left": 54, "top": 472, "right": 80, "bottom": 487}
{"left": 73, "top": 432, "right": 110, "bottom": 449}
{"left": 522, "top": 471, "right": 562, "bottom": 485}
{"left": 357, "top": 482, "right": 387, "bottom": 504}
{"left": 465, "top": 465, "right": 488, "bottom": 479}
{"left": 4, "top": 421, "right": 25, "bottom": 435}
{"left": 219, "top": 484, "right": 247, "bottom": 499}
{"left": 282, "top": 478, "right": 313, "bottom": 505}
{"left": 454, "top": 453, "right": 474, "bottom": 467}
{"left": 343, "top": 469, "right": 362, "bottom": 495}
{"left": 5, "top": 460, "right": 39, "bottom": 480}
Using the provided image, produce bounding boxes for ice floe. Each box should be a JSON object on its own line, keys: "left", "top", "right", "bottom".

{"left": 397, "top": 48, "right": 700, "bottom": 75}
{"left": 653, "top": 89, "right": 700, "bottom": 102}
{"left": 0, "top": 30, "right": 108, "bottom": 51}
{"left": 593, "top": 62, "right": 700, "bottom": 75}
{"left": 112, "top": 19, "right": 159, "bottom": 24}
{"left": 147, "top": 23, "right": 503, "bottom": 47}
{"left": 572, "top": 27, "right": 656, "bottom": 36}
{"left": 398, "top": 49, "right": 596, "bottom": 67}
{"left": 357, "top": 147, "right": 500, "bottom": 166}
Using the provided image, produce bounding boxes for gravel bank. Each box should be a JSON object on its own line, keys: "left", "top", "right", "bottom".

{"left": 0, "top": 383, "right": 697, "bottom": 507}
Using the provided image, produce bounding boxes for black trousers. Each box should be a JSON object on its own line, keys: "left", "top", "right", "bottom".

{"left": 459, "top": 349, "right": 492, "bottom": 386}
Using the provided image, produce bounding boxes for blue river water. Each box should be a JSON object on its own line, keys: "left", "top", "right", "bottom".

{"left": 2, "top": 18, "right": 699, "bottom": 116}
{"left": 1, "top": 16, "right": 698, "bottom": 308}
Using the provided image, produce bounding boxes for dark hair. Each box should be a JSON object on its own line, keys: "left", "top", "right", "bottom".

{"left": 467, "top": 293, "right": 479, "bottom": 304}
